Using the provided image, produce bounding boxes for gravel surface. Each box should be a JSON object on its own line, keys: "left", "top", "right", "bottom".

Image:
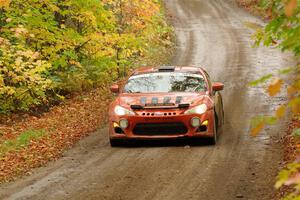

{"left": 0, "top": 0, "right": 296, "bottom": 199}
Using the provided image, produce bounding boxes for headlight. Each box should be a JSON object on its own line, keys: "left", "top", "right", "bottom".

{"left": 114, "top": 105, "right": 135, "bottom": 116}
{"left": 184, "top": 104, "right": 207, "bottom": 115}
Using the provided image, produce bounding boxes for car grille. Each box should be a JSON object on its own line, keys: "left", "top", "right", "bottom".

{"left": 133, "top": 122, "right": 188, "bottom": 135}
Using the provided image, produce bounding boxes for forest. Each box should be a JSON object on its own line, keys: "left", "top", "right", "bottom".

{"left": 0, "top": 0, "right": 173, "bottom": 114}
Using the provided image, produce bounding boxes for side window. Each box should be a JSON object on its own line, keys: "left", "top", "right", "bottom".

{"left": 203, "top": 71, "right": 212, "bottom": 92}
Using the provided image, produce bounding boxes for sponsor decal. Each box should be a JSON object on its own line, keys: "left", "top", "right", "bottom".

{"left": 152, "top": 97, "right": 158, "bottom": 104}
{"left": 154, "top": 112, "right": 164, "bottom": 116}
{"left": 140, "top": 96, "right": 183, "bottom": 105}
{"left": 144, "top": 117, "right": 176, "bottom": 121}
{"left": 175, "top": 96, "right": 182, "bottom": 104}
{"left": 140, "top": 97, "right": 147, "bottom": 105}
{"left": 163, "top": 96, "right": 171, "bottom": 104}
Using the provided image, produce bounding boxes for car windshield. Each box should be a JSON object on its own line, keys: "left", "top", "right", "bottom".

{"left": 123, "top": 72, "right": 207, "bottom": 93}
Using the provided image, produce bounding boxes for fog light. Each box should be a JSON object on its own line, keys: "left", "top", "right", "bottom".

{"left": 119, "top": 119, "right": 129, "bottom": 129}
{"left": 113, "top": 122, "right": 119, "bottom": 128}
{"left": 191, "top": 117, "right": 200, "bottom": 127}
{"left": 202, "top": 120, "right": 208, "bottom": 126}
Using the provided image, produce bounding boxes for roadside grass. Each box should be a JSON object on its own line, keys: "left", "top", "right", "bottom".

{"left": 0, "top": 129, "right": 47, "bottom": 157}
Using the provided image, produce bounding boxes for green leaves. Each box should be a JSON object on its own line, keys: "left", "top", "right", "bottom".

{"left": 249, "top": 73, "right": 272, "bottom": 86}
{"left": 292, "top": 128, "right": 300, "bottom": 137}
{"left": 256, "top": 0, "right": 300, "bottom": 56}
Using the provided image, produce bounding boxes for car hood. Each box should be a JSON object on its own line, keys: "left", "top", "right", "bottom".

{"left": 116, "top": 92, "right": 211, "bottom": 109}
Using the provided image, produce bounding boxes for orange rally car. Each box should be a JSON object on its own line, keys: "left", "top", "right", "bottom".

{"left": 108, "top": 66, "right": 224, "bottom": 146}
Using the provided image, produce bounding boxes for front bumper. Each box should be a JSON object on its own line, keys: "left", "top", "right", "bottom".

{"left": 109, "top": 110, "right": 215, "bottom": 140}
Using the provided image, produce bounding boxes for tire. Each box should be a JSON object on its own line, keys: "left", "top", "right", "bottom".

{"left": 208, "top": 114, "right": 218, "bottom": 145}
{"left": 109, "top": 139, "right": 123, "bottom": 147}
{"left": 220, "top": 97, "right": 225, "bottom": 125}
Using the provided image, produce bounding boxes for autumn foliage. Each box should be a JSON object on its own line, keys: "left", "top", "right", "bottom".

{"left": 0, "top": 0, "right": 173, "bottom": 113}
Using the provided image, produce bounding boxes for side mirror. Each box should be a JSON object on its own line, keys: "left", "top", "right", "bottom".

{"left": 212, "top": 82, "right": 224, "bottom": 91}
{"left": 110, "top": 84, "right": 119, "bottom": 93}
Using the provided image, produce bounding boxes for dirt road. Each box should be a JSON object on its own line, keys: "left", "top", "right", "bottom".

{"left": 0, "top": 0, "right": 295, "bottom": 199}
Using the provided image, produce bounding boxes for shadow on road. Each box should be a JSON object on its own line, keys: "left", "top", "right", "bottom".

{"left": 113, "top": 138, "right": 216, "bottom": 148}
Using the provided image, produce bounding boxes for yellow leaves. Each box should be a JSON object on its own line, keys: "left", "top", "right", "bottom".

{"left": 250, "top": 116, "right": 277, "bottom": 137}
{"left": 267, "top": 78, "right": 283, "bottom": 96}
{"left": 290, "top": 98, "right": 300, "bottom": 114}
{"left": 11, "top": 25, "right": 28, "bottom": 38}
{"left": 251, "top": 122, "right": 265, "bottom": 137}
{"left": 0, "top": 35, "right": 53, "bottom": 109}
{"left": 0, "top": 76, "right": 4, "bottom": 87}
{"left": 276, "top": 104, "right": 286, "bottom": 119}
{"left": 48, "top": 3, "right": 60, "bottom": 12}
{"left": 250, "top": 105, "right": 287, "bottom": 137}
{"left": 69, "top": 60, "right": 82, "bottom": 68}
{"left": 0, "top": 0, "right": 172, "bottom": 113}
{"left": 244, "top": 21, "right": 263, "bottom": 30}
{"left": 0, "top": 37, "right": 9, "bottom": 46}
{"left": 15, "top": 57, "right": 22, "bottom": 67}
{"left": 0, "top": 37, "right": 5, "bottom": 45}
{"left": 5, "top": 87, "right": 15, "bottom": 96}
{"left": 0, "top": 0, "right": 10, "bottom": 9}
{"left": 285, "top": 0, "right": 297, "bottom": 17}
{"left": 287, "top": 86, "right": 298, "bottom": 95}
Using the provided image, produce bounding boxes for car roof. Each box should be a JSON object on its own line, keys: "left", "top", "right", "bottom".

{"left": 132, "top": 66, "right": 206, "bottom": 75}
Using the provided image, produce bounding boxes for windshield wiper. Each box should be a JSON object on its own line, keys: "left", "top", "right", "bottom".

{"left": 126, "top": 89, "right": 141, "bottom": 93}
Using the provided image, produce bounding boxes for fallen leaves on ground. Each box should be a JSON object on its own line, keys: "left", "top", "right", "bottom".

{"left": 275, "top": 117, "right": 300, "bottom": 199}
{"left": 0, "top": 87, "right": 113, "bottom": 183}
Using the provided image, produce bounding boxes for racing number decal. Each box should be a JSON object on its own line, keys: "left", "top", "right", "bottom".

{"left": 175, "top": 96, "right": 182, "bottom": 104}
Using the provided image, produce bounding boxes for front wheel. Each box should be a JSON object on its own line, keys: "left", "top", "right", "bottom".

{"left": 110, "top": 139, "right": 123, "bottom": 147}
{"left": 208, "top": 115, "right": 217, "bottom": 145}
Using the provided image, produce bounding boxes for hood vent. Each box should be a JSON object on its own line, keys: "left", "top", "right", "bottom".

{"left": 131, "top": 105, "right": 143, "bottom": 109}
{"left": 130, "top": 103, "right": 189, "bottom": 110}
{"left": 158, "top": 66, "right": 175, "bottom": 72}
